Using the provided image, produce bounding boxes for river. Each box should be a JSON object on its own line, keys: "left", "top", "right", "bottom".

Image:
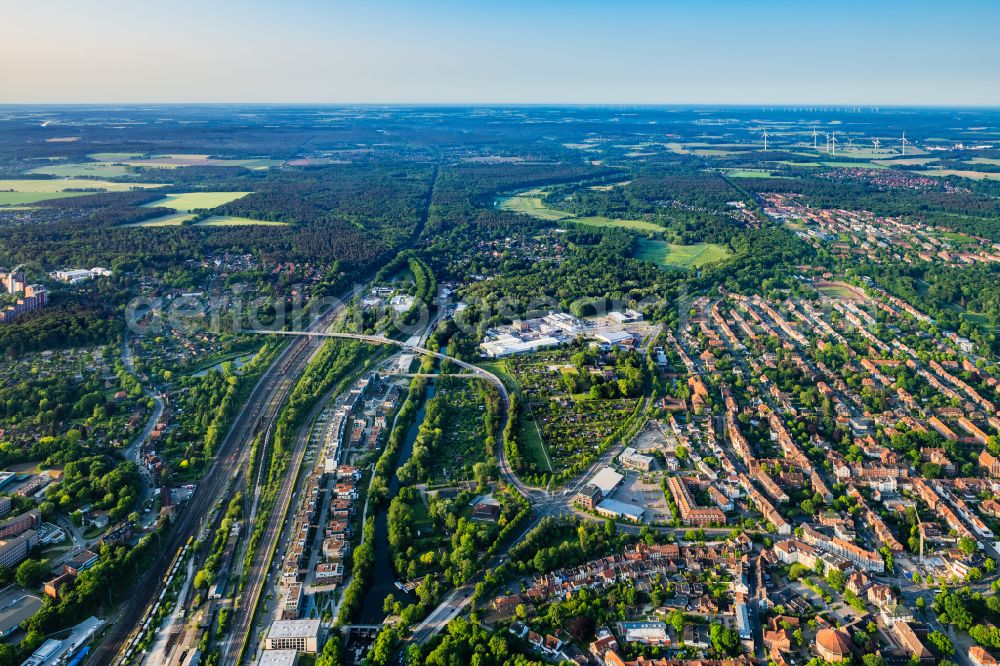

{"left": 357, "top": 382, "right": 435, "bottom": 622}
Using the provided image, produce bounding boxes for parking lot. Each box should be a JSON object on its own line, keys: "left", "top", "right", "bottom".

{"left": 615, "top": 471, "right": 671, "bottom": 524}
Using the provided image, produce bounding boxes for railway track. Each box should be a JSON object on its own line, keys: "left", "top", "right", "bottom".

{"left": 92, "top": 293, "right": 357, "bottom": 666}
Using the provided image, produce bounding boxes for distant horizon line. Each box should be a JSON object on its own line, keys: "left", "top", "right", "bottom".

{"left": 2, "top": 102, "right": 1000, "bottom": 110}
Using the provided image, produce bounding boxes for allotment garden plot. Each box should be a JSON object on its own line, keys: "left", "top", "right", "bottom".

{"left": 424, "top": 379, "right": 494, "bottom": 486}
{"left": 504, "top": 348, "right": 643, "bottom": 479}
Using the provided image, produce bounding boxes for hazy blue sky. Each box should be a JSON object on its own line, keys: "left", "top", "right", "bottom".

{"left": 3, "top": 0, "right": 998, "bottom": 104}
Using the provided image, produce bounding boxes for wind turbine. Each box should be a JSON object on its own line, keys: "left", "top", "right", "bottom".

{"left": 812, "top": 128, "right": 818, "bottom": 149}
{"left": 873, "top": 137, "right": 881, "bottom": 151}
{"left": 847, "top": 137, "right": 855, "bottom": 150}
{"left": 761, "top": 128, "right": 769, "bottom": 152}
{"left": 825, "top": 133, "right": 831, "bottom": 154}
{"left": 830, "top": 131, "right": 838, "bottom": 155}
{"left": 900, "top": 130, "right": 909, "bottom": 156}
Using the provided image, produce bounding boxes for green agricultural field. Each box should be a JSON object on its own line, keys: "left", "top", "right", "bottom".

{"left": 126, "top": 212, "right": 197, "bottom": 227}
{"left": 500, "top": 188, "right": 663, "bottom": 231}
{"left": 128, "top": 212, "right": 283, "bottom": 227}
{"left": 42, "top": 154, "right": 281, "bottom": 176}
{"left": 0, "top": 178, "right": 165, "bottom": 193}
{"left": 195, "top": 215, "right": 286, "bottom": 226}
{"left": 28, "top": 162, "right": 133, "bottom": 178}
{"left": 823, "top": 147, "right": 894, "bottom": 159}
{"left": 872, "top": 157, "right": 939, "bottom": 166}
{"left": 919, "top": 169, "right": 1000, "bottom": 180}
{"left": 87, "top": 152, "right": 144, "bottom": 161}
{"left": 588, "top": 180, "right": 632, "bottom": 191}
{"left": 0, "top": 191, "right": 84, "bottom": 206}
{"left": 123, "top": 154, "right": 280, "bottom": 169}
{"left": 774, "top": 160, "right": 822, "bottom": 167}
{"left": 497, "top": 189, "right": 572, "bottom": 220}
{"left": 968, "top": 157, "right": 1000, "bottom": 167}
{"left": 0, "top": 178, "right": 165, "bottom": 205}
{"left": 142, "top": 192, "right": 251, "bottom": 212}
{"left": 821, "top": 161, "right": 886, "bottom": 169}
{"left": 692, "top": 148, "right": 742, "bottom": 156}
{"left": 570, "top": 215, "right": 664, "bottom": 232}
{"left": 634, "top": 239, "right": 731, "bottom": 269}
{"left": 723, "top": 169, "right": 795, "bottom": 179}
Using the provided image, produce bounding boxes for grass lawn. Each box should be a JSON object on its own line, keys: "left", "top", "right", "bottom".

{"left": 55, "top": 154, "right": 281, "bottom": 173}
{"left": 478, "top": 362, "right": 521, "bottom": 397}
{"left": 634, "top": 239, "right": 731, "bottom": 269}
{"left": 940, "top": 231, "right": 979, "bottom": 245}
{"left": 815, "top": 283, "right": 865, "bottom": 300}
{"left": 962, "top": 311, "right": 999, "bottom": 331}
{"left": 142, "top": 191, "right": 251, "bottom": 212}
{"left": 518, "top": 407, "right": 552, "bottom": 473}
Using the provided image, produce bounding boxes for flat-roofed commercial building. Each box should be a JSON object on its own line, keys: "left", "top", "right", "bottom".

{"left": 0, "top": 585, "right": 43, "bottom": 637}
{"left": 0, "top": 530, "right": 39, "bottom": 569}
{"left": 590, "top": 467, "right": 624, "bottom": 497}
{"left": 618, "top": 621, "right": 668, "bottom": 645}
{"left": 0, "top": 508, "right": 41, "bottom": 539}
{"left": 264, "top": 619, "right": 321, "bottom": 653}
{"left": 596, "top": 499, "right": 645, "bottom": 523}
{"left": 256, "top": 650, "right": 298, "bottom": 666}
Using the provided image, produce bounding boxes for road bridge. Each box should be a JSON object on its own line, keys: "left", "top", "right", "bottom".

{"left": 247, "top": 328, "right": 547, "bottom": 501}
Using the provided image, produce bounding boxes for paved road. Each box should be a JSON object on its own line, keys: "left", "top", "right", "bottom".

{"left": 251, "top": 329, "right": 549, "bottom": 502}
{"left": 120, "top": 329, "right": 165, "bottom": 510}
{"left": 91, "top": 291, "right": 360, "bottom": 666}
{"left": 220, "top": 352, "right": 383, "bottom": 665}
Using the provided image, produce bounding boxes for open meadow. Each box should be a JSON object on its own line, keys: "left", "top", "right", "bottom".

{"left": 125, "top": 212, "right": 196, "bottom": 227}
{"left": 195, "top": 215, "right": 286, "bottom": 226}
{"left": 0, "top": 178, "right": 165, "bottom": 193}
{"left": 129, "top": 214, "right": 285, "bottom": 227}
{"left": 0, "top": 178, "right": 165, "bottom": 205}
{"left": 919, "top": 168, "right": 1000, "bottom": 180}
{"left": 142, "top": 191, "right": 251, "bottom": 212}
{"left": 634, "top": 239, "right": 731, "bottom": 269}
{"left": 498, "top": 189, "right": 572, "bottom": 220}
{"left": 28, "top": 162, "right": 133, "bottom": 178}
{"left": 500, "top": 188, "right": 664, "bottom": 231}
